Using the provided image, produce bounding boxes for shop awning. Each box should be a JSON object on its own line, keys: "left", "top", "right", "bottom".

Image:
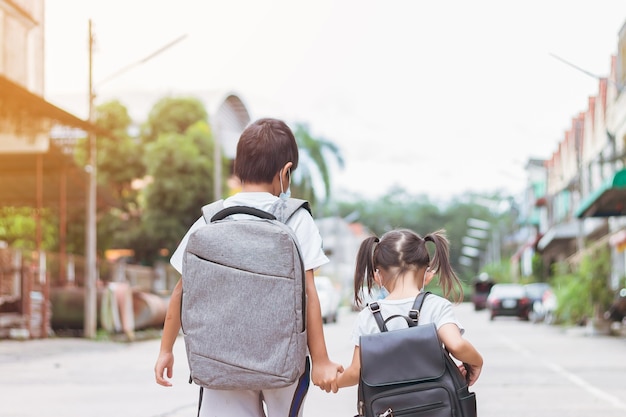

{"left": 575, "top": 169, "right": 626, "bottom": 218}
{"left": 0, "top": 74, "right": 97, "bottom": 134}
{"left": 0, "top": 140, "right": 116, "bottom": 208}
{"left": 537, "top": 222, "right": 580, "bottom": 252}
{"left": 0, "top": 74, "right": 114, "bottom": 209}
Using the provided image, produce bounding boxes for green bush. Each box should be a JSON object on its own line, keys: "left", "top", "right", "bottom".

{"left": 552, "top": 248, "right": 613, "bottom": 325}
{"left": 553, "top": 272, "right": 589, "bottom": 325}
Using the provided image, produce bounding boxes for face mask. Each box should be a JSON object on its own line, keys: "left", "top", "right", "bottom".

{"left": 379, "top": 286, "right": 389, "bottom": 298}
{"left": 375, "top": 269, "right": 388, "bottom": 297}
{"left": 279, "top": 169, "right": 291, "bottom": 201}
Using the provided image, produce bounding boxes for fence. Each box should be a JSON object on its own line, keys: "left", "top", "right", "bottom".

{"left": 0, "top": 247, "right": 179, "bottom": 339}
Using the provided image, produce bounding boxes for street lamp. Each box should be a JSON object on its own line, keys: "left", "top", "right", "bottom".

{"left": 84, "top": 20, "right": 186, "bottom": 338}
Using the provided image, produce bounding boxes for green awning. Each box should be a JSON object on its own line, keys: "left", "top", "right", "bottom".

{"left": 575, "top": 169, "right": 626, "bottom": 218}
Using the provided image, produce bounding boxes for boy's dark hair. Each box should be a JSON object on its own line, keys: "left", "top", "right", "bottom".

{"left": 234, "top": 118, "right": 299, "bottom": 184}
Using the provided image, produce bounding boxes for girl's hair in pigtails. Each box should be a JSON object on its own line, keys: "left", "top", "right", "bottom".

{"left": 424, "top": 230, "right": 463, "bottom": 303}
{"left": 353, "top": 236, "right": 380, "bottom": 307}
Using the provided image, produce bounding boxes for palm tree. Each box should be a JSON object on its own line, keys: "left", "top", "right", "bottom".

{"left": 292, "top": 123, "right": 344, "bottom": 207}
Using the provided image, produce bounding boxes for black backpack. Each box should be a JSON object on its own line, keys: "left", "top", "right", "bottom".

{"left": 357, "top": 292, "right": 477, "bottom": 417}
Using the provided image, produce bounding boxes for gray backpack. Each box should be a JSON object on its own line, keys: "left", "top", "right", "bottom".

{"left": 181, "top": 198, "right": 309, "bottom": 390}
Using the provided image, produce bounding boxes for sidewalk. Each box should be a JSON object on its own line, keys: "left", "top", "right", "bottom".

{"left": 1, "top": 335, "right": 199, "bottom": 417}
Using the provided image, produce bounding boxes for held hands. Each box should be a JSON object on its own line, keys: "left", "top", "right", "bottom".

{"left": 157, "top": 351, "right": 347, "bottom": 391}
{"left": 311, "top": 358, "right": 344, "bottom": 393}
{"left": 154, "top": 351, "right": 175, "bottom": 387}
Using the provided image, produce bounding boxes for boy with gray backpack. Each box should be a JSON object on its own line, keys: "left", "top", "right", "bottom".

{"left": 154, "top": 118, "right": 343, "bottom": 417}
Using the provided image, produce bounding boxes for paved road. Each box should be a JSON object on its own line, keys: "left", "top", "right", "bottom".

{"left": 463, "top": 304, "right": 626, "bottom": 417}
{"left": 2, "top": 303, "right": 626, "bottom": 416}
{"left": 307, "top": 303, "right": 626, "bottom": 416}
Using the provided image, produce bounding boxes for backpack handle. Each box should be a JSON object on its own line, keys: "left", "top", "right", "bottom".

{"left": 370, "top": 292, "right": 431, "bottom": 332}
{"left": 210, "top": 206, "right": 277, "bottom": 222}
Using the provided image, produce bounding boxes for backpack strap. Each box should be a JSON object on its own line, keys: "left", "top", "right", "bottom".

{"left": 409, "top": 291, "right": 431, "bottom": 325}
{"left": 268, "top": 198, "right": 311, "bottom": 224}
{"left": 368, "top": 302, "right": 388, "bottom": 332}
{"left": 201, "top": 198, "right": 310, "bottom": 224}
{"left": 201, "top": 200, "right": 225, "bottom": 223}
{"left": 369, "top": 291, "right": 432, "bottom": 333}
{"left": 369, "top": 303, "right": 417, "bottom": 332}
{"left": 210, "top": 206, "right": 277, "bottom": 222}
{"left": 202, "top": 200, "right": 278, "bottom": 223}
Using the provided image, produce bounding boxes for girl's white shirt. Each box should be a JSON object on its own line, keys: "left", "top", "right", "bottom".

{"left": 351, "top": 294, "right": 465, "bottom": 346}
{"left": 169, "top": 192, "right": 329, "bottom": 274}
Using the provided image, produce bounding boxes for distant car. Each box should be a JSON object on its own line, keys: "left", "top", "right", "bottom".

{"left": 524, "top": 283, "right": 556, "bottom": 323}
{"left": 487, "top": 283, "right": 531, "bottom": 321}
{"left": 472, "top": 274, "right": 495, "bottom": 311}
{"left": 314, "top": 276, "right": 341, "bottom": 323}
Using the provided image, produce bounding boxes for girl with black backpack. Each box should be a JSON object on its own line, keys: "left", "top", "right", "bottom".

{"left": 337, "top": 229, "right": 483, "bottom": 412}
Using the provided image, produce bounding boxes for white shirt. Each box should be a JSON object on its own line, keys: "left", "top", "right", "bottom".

{"left": 170, "top": 192, "right": 329, "bottom": 274}
{"left": 351, "top": 294, "right": 465, "bottom": 346}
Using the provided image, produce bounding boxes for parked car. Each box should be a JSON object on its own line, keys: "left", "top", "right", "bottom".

{"left": 314, "top": 276, "right": 341, "bottom": 323}
{"left": 471, "top": 273, "right": 495, "bottom": 311}
{"left": 486, "top": 283, "right": 532, "bottom": 321}
{"left": 524, "top": 283, "right": 556, "bottom": 323}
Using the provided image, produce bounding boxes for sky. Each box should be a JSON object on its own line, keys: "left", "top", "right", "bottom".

{"left": 43, "top": 0, "right": 626, "bottom": 202}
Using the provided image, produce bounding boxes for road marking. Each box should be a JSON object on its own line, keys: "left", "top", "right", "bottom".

{"left": 499, "top": 336, "right": 626, "bottom": 411}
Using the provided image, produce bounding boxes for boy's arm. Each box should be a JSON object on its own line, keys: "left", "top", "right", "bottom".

{"left": 154, "top": 278, "right": 183, "bottom": 386}
{"left": 306, "top": 271, "right": 344, "bottom": 393}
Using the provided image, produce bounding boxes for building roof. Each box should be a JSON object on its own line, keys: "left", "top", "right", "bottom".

{"left": 0, "top": 75, "right": 113, "bottom": 209}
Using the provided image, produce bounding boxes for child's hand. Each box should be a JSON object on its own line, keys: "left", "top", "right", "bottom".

{"left": 312, "top": 358, "right": 344, "bottom": 393}
{"left": 460, "top": 362, "right": 482, "bottom": 386}
{"left": 154, "top": 351, "right": 175, "bottom": 387}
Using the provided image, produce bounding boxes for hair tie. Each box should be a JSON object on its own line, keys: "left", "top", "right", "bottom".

{"left": 370, "top": 237, "right": 380, "bottom": 266}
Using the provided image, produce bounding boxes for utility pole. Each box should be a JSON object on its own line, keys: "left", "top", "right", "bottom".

{"left": 84, "top": 19, "right": 97, "bottom": 338}
{"left": 214, "top": 123, "right": 222, "bottom": 201}
{"left": 83, "top": 21, "right": 187, "bottom": 338}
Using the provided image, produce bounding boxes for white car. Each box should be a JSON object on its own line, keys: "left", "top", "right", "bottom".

{"left": 314, "top": 276, "right": 341, "bottom": 323}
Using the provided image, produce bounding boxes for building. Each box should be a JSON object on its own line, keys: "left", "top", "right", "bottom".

{"left": 514, "top": 18, "right": 626, "bottom": 296}
{"left": 511, "top": 158, "right": 546, "bottom": 281}
{"left": 0, "top": 1, "right": 252, "bottom": 338}
{"left": 0, "top": 0, "right": 99, "bottom": 339}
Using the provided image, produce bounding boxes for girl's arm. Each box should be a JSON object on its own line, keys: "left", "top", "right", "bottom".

{"left": 154, "top": 278, "right": 183, "bottom": 386}
{"left": 437, "top": 323, "right": 483, "bottom": 386}
{"left": 337, "top": 346, "right": 361, "bottom": 388}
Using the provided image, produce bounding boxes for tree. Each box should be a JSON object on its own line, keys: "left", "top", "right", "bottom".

{"left": 292, "top": 123, "right": 344, "bottom": 208}
{"left": 73, "top": 101, "right": 147, "bottom": 256}
{"left": 95, "top": 100, "right": 145, "bottom": 194}
{"left": 141, "top": 96, "right": 208, "bottom": 144}
{"left": 327, "top": 188, "right": 520, "bottom": 283}
{"left": 0, "top": 207, "right": 57, "bottom": 251}
{"left": 134, "top": 120, "right": 226, "bottom": 264}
